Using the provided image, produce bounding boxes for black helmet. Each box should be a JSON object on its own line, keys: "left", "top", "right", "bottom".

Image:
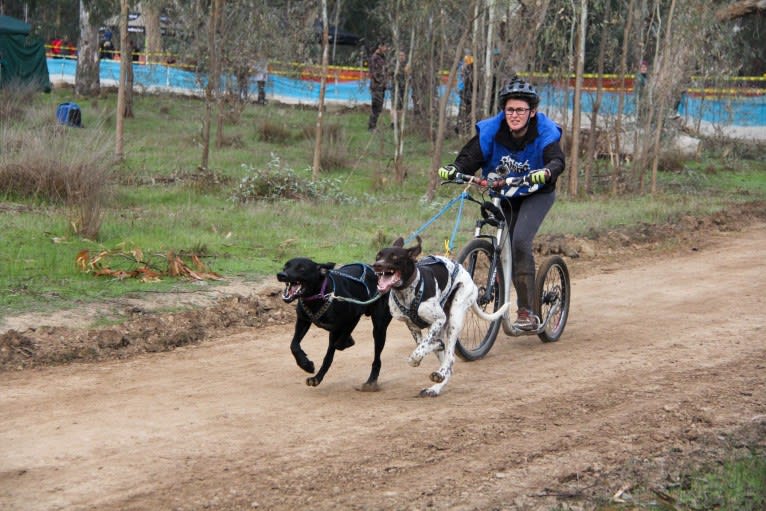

{"left": 498, "top": 76, "right": 539, "bottom": 109}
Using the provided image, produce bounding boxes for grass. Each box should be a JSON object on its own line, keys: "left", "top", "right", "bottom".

{"left": 673, "top": 452, "right": 766, "bottom": 511}
{"left": 1, "top": 87, "right": 765, "bottom": 319}
{"left": 593, "top": 450, "right": 766, "bottom": 511}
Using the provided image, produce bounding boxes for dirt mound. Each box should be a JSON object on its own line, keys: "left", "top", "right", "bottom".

{"left": 0, "top": 292, "right": 292, "bottom": 371}
{"left": 536, "top": 200, "right": 766, "bottom": 260}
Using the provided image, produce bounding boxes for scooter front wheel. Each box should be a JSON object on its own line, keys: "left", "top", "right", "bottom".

{"left": 535, "top": 255, "right": 570, "bottom": 343}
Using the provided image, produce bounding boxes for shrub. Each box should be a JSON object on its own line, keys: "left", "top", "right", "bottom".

{"left": 301, "top": 122, "right": 351, "bottom": 171}
{"left": 658, "top": 149, "right": 689, "bottom": 172}
{"left": 700, "top": 137, "right": 765, "bottom": 161}
{"left": 0, "top": 81, "right": 39, "bottom": 122}
{"left": 232, "top": 155, "right": 357, "bottom": 204}
{"left": 256, "top": 120, "right": 293, "bottom": 144}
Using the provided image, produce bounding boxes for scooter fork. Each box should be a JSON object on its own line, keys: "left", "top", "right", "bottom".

{"left": 490, "top": 196, "right": 516, "bottom": 335}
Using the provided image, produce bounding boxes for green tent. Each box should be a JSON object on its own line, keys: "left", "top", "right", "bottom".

{"left": 0, "top": 14, "right": 51, "bottom": 92}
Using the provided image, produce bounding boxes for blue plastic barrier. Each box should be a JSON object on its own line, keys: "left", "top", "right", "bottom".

{"left": 46, "top": 58, "right": 765, "bottom": 127}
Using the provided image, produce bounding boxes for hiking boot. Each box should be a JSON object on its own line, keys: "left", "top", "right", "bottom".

{"left": 513, "top": 308, "right": 539, "bottom": 331}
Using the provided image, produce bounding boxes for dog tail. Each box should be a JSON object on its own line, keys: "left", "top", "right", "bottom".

{"left": 470, "top": 301, "right": 512, "bottom": 321}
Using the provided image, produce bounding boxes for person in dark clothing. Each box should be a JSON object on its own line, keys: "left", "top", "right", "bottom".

{"left": 368, "top": 42, "right": 388, "bottom": 131}
{"left": 634, "top": 60, "right": 649, "bottom": 121}
{"left": 253, "top": 57, "right": 268, "bottom": 105}
{"left": 457, "top": 51, "right": 474, "bottom": 134}
{"left": 438, "top": 76, "right": 565, "bottom": 331}
{"left": 99, "top": 31, "right": 114, "bottom": 60}
{"left": 394, "top": 50, "right": 408, "bottom": 112}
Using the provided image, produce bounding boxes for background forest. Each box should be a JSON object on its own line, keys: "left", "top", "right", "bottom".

{"left": 2, "top": 0, "right": 764, "bottom": 199}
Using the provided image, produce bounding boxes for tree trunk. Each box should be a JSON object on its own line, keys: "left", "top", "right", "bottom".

{"left": 611, "top": 0, "right": 636, "bottom": 196}
{"left": 74, "top": 0, "right": 100, "bottom": 97}
{"left": 201, "top": 0, "right": 223, "bottom": 171}
{"left": 123, "top": 40, "right": 134, "bottom": 118}
{"left": 393, "top": 26, "right": 415, "bottom": 185}
{"left": 584, "top": 0, "right": 610, "bottom": 194}
{"left": 312, "top": 0, "right": 329, "bottom": 179}
{"left": 568, "top": 0, "right": 587, "bottom": 197}
{"left": 143, "top": 1, "right": 163, "bottom": 64}
{"left": 115, "top": 0, "right": 129, "bottom": 160}
{"left": 470, "top": 1, "right": 480, "bottom": 131}
{"left": 650, "top": 0, "right": 678, "bottom": 194}
{"left": 214, "top": 0, "right": 226, "bottom": 150}
{"left": 426, "top": 3, "right": 476, "bottom": 201}
{"left": 481, "top": 0, "right": 496, "bottom": 117}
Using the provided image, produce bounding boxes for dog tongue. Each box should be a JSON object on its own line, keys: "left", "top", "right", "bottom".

{"left": 283, "top": 283, "right": 302, "bottom": 300}
{"left": 377, "top": 272, "right": 398, "bottom": 293}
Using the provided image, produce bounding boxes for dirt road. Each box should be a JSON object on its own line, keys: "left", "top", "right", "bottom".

{"left": 1, "top": 224, "right": 765, "bottom": 511}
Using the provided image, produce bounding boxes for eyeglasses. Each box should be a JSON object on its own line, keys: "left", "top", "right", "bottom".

{"left": 504, "top": 107, "right": 531, "bottom": 116}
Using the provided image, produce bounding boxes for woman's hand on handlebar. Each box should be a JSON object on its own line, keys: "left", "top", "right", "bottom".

{"left": 438, "top": 165, "right": 457, "bottom": 181}
{"left": 453, "top": 172, "right": 489, "bottom": 187}
{"left": 438, "top": 167, "right": 529, "bottom": 189}
{"left": 441, "top": 170, "right": 500, "bottom": 189}
{"left": 494, "top": 175, "right": 530, "bottom": 188}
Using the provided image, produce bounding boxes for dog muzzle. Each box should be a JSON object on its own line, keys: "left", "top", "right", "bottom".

{"left": 375, "top": 270, "right": 401, "bottom": 293}
{"left": 281, "top": 281, "right": 304, "bottom": 303}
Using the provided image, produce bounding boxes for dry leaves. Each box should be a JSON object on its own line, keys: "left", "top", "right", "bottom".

{"left": 76, "top": 248, "right": 223, "bottom": 282}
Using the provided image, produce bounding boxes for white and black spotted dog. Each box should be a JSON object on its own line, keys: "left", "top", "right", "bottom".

{"left": 373, "top": 236, "right": 511, "bottom": 397}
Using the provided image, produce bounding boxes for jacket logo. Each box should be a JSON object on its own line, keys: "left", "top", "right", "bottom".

{"left": 497, "top": 155, "right": 530, "bottom": 176}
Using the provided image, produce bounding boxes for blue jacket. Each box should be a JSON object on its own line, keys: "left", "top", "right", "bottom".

{"left": 476, "top": 111, "right": 562, "bottom": 197}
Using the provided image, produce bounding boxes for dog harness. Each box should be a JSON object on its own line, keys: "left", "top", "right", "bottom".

{"left": 392, "top": 256, "right": 460, "bottom": 329}
{"left": 298, "top": 263, "right": 379, "bottom": 325}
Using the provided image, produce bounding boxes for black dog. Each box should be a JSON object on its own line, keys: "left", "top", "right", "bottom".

{"left": 277, "top": 258, "right": 392, "bottom": 390}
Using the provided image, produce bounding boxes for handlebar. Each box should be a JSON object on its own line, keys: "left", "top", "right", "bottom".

{"left": 446, "top": 171, "right": 531, "bottom": 189}
{"left": 452, "top": 172, "right": 490, "bottom": 187}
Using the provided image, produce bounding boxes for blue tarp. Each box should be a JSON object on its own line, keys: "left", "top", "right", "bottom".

{"left": 46, "top": 58, "right": 766, "bottom": 127}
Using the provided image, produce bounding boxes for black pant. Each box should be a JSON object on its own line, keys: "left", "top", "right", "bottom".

{"left": 257, "top": 80, "right": 266, "bottom": 104}
{"left": 368, "top": 87, "right": 385, "bottom": 129}
{"left": 503, "top": 191, "right": 556, "bottom": 311}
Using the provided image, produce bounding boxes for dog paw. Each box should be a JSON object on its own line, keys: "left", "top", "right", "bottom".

{"left": 407, "top": 355, "right": 421, "bottom": 367}
{"left": 357, "top": 381, "right": 380, "bottom": 392}
{"left": 430, "top": 371, "right": 445, "bottom": 383}
{"left": 419, "top": 388, "right": 440, "bottom": 398}
{"left": 306, "top": 376, "right": 321, "bottom": 387}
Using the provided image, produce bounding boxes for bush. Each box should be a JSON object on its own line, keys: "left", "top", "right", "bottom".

{"left": 256, "top": 120, "right": 294, "bottom": 144}
{"left": 700, "top": 137, "right": 766, "bottom": 161}
{"left": 301, "top": 122, "right": 351, "bottom": 171}
{"left": 232, "top": 156, "right": 357, "bottom": 204}
{"left": 0, "top": 82, "right": 39, "bottom": 122}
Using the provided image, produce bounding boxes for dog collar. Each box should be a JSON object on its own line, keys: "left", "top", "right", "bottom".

{"left": 397, "top": 267, "right": 419, "bottom": 290}
{"left": 298, "top": 297, "right": 333, "bottom": 324}
{"left": 302, "top": 276, "right": 330, "bottom": 302}
{"left": 392, "top": 275, "right": 429, "bottom": 329}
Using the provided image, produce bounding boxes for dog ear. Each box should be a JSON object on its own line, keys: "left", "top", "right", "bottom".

{"left": 393, "top": 237, "right": 404, "bottom": 248}
{"left": 408, "top": 237, "right": 422, "bottom": 259}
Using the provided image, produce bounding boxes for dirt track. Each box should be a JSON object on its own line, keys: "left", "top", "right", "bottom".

{"left": 1, "top": 223, "right": 765, "bottom": 511}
